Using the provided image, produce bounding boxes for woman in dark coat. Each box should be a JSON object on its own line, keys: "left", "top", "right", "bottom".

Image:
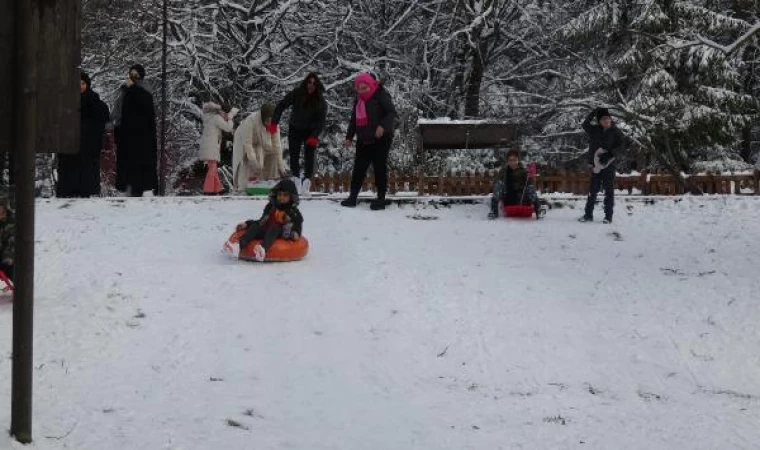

{"left": 341, "top": 72, "right": 397, "bottom": 210}
{"left": 272, "top": 72, "right": 327, "bottom": 193}
{"left": 112, "top": 64, "right": 158, "bottom": 197}
{"left": 56, "top": 71, "right": 110, "bottom": 198}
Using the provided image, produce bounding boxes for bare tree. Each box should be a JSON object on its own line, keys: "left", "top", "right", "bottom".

{"left": 78, "top": 0, "right": 760, "bottom": 191}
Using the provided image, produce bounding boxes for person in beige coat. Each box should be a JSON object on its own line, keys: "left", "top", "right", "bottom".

{"left": 232, "top": 103, "right": 285, "bottom": 192}
{"left": 199, "top": 102, "right": 236, "bottom": 194}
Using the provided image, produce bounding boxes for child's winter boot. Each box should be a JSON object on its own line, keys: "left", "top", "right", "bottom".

{"left": 254, "top": 244, "right": 266, "bottom": 262}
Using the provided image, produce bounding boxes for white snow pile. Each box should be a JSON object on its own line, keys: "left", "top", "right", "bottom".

{"left": 1, "top": 196, "right": 760, "bottom": 449}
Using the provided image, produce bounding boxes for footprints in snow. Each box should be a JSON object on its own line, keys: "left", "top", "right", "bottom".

{"left": 543, "top": 415, "right": 567, "bottom": 425}
{"left": 225, "top": 408, "right": 265, "bottom": 432}
{"left": 637, "top": 390, "right": 663, "bottom": 402}
{"left": 659, "top": 267, "right": 717, "bottom": 281}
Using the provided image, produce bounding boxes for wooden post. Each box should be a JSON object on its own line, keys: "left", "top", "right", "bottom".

{"left": 10, "top": 0, "right": 40, "bottom": 442}
{"left": 639, "top": 170, "right": 648, "bottom": 195}
{"left": 2, "top": 0, "right": 80, "bottom": 442}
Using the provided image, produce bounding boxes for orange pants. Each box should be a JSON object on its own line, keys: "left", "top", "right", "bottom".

{"left": 203, "top": 160, "right": 223, "bottom": 194}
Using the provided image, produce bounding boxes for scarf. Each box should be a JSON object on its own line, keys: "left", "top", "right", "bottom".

{"left": 354, "top": 73, "right": 379, "bottom": 128}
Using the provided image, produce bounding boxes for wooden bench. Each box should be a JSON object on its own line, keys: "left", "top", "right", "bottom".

{"left": 416, "top": 119, "right": 522, "bottom": 195}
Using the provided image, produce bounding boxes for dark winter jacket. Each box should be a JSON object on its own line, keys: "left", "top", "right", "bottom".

{"left": 0, "top": 212, "right": 14, "bottom": 264}
{"left": 247, "top": 179, "right": 304, "bottom": 237}
{"left": 57, "top": 89, "right": 110, "bottom": 198}
{"left": 114, "top": 82, "right": 158, "bottom": 193}
{"left": 346, "top": 86, "right": 397, "bottom": 144}
{"left": 582, "top": 110, "right": 625, "bottom": 166}
{"left": 272, "top": 81, "right": 327, "bottom": 137}
{"left": 497, "top": 164, "right": 531, "bottom": 205}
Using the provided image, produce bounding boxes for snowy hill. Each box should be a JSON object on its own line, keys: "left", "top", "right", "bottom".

{"left": 2, "top": 196, "right": 760, "bottom": 449}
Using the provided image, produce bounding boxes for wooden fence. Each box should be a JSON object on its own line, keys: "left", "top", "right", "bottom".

{"left": 308, "top": 170, "right": 760, "bottom": 196}
{"left": 170, "top": 159, "right": 760, "bottom": 196}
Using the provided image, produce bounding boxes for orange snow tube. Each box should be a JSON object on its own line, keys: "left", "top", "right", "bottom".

{"left": 227, "top": 230, "right": 309, "bottom": 262}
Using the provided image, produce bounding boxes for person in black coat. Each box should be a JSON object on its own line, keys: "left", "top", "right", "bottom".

{"left": 272, "top": 72, "right": 327, "bottom": 193}
{"left": 56, "top": 71, "right": 110, "bottom": 198}
{"left": 341, "top": 72, "right": 397, "bottom": 210}
{"left": 112, "top": 64, "right": 158, "bottom": 197}
{"left": 579, "top": 107, "right": 625, "bottom": 223}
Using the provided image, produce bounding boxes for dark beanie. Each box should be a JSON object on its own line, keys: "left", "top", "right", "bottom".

{"left": 80, "top": 71, "right": 91, "bottom": 89}
{"left": 596, "top": 108, "right": 611, "bottom": 120}
{"left": 129, "top": 64, "right": 146, "bottom": 80}
{"left": 260, "top": 103, "right": 276, "bottom": 121}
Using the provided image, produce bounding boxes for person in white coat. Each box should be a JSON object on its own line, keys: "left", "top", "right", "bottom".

{"left": 199, "top": 102, "right": 236, "bottom": 195}
{"left": 231, "top": 103, "right": 285, "bottom": 192}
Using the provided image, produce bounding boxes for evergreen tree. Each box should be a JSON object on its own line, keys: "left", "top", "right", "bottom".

{"left": 557, "top": 1, "right": 757, "bottom": 188}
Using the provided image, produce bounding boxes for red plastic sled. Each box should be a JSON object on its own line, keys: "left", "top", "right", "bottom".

{"left": 0, "top": 270, "right": 13, "bottom": 300}
{"left": 503, "top": 204, "right": 534, "bottom": 219}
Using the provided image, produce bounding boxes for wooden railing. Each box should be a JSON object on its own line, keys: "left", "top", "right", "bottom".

{"left": 309, "top": 170, "right": 760, "bottom": 196}
{"left": 170, "top": 160, "right": 760, "bottom": 196}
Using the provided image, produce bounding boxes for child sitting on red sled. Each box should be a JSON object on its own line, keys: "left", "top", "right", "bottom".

{"left": 488, "top": 149, "right": 546, "bottom": 220}
{"left": 226, "top": 179, "right": 304, "bottom": 261}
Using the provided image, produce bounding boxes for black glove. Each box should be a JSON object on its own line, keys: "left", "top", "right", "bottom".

{"left": 598, "top": 152, "right": 612, "bottom": 164}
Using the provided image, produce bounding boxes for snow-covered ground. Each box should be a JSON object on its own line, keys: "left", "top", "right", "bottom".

{"left": 2, "top": 196, "right": 760, "bottom": 450}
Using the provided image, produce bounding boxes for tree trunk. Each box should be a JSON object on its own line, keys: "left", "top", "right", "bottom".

{"left": 464, "top": 42, "right": 486, "bottom": 118}
{"left": 740, "top": 124, "right": 753, "bottom": 164}
{"left": 450, "top": 36, "right": 469, "bottom": 118}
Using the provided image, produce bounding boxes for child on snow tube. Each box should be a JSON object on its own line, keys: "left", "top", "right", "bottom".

{"left": 488, "top": 149, "right": 546, "bottom": 220}
{"left": 228, "top": 179, "right": 304, "bottom": 261}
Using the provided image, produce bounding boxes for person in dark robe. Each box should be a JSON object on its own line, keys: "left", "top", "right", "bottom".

{"left": 56, "top": 71, "right": 110, "bottom": 198}
{"left": 112, "top": 64, "right": 158, "bottom": 197}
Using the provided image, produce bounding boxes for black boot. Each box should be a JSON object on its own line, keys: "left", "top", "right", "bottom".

{"left": 489, "top": 197, "right": 499, "bottom": 219}
{"left": 370, "top": 198, "right": 386, "bottom": 211}
{"left": 341, "top": 197, "right": 358, "bottom": 208}
{"left": 535, "top": 205, "right": 546, "bottom": 220}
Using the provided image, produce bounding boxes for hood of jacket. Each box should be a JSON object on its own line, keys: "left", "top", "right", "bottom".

{"left": 202, "top": 102, "right": 223, "bottom": 114}
{"left": 269, "top": 179, "right": 299, "bottom": 207}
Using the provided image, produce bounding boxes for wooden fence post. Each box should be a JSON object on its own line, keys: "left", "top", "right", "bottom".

{"left": 639, "top": 170, "right": 648, "bottom": 195}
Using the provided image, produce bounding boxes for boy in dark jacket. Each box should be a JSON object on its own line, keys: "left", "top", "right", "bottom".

{"left": 489, "top": 150, "right": 545, "bottom": 219}
{"left": 0, "top": 193, "right": 14, "bottom": 285}
{"left": 229, "top": 179, "right": 304, "bottom": 262}
{"left": 579, "top": 107, "right": 625, "bottom": 224}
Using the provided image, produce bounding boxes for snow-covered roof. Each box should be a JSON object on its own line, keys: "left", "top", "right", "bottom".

{"left": 417, "top": 118, "right": 519, "bottom": 126}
